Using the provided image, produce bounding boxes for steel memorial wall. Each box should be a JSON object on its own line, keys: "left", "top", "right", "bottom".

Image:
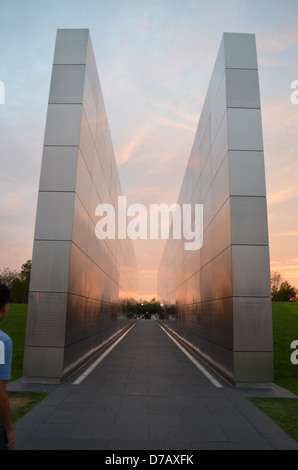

{"left": 158, "top": 33, "right": 273, "bottom": 386}
{"left": 23, "top": 30, "right": 138, "bottom": 383}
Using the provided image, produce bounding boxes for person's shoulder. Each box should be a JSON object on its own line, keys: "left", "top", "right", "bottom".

{"left": 0, "top": 330, "right": 12, "bottom": 344}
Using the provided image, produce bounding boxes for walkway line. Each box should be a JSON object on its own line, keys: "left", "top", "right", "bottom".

{"left": 73, "top": 323, "right": 136, "bottom": 385}
{"left": 158, "top": 323, "right": 223, "bottom": 388}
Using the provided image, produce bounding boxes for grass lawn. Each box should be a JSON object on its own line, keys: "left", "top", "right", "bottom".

{"left": 7, "top": 391, "right": 48, "bottom": 424}
{"left": 250, "top": 398, "right": 298, "bottom": 442}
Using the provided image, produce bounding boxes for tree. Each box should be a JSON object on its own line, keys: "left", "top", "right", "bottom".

{"left": 0, "top": 267, "right": 19, "bottom": 289}
{"left": 274, "top": 280, "right": 297, "bottom": 302}
{"left": 271, "top": 271, "right": 282, "bottom": 299}
{"left": 122, "top": 298, "right": 164, "bottom": 318}
{"left": 271, "top": 272, "right": 297, "bottom": 302}
{"left": 0, "top": 260, "right": 32, "bottom": 304}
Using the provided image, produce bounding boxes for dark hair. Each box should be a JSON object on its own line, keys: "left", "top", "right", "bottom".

{"left": 0, "top": 284, "right": 10, "bottom": 310}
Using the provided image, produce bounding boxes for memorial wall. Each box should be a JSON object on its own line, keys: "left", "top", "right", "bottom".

{"left": 23, "top": 30, "right": 138, "bottom": 383}
{"left": 158, "top": 33, "right": 273, "bottom": 386}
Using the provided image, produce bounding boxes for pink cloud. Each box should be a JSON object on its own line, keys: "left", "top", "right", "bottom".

{"left": 117, "top": 133, "right": 147, "bottom": 164}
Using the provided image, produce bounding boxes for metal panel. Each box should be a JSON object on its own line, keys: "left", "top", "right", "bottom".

{"left": 198, "top": 88, "right": 211, "bottom": 145}
{"left": 68, "top": 243, "right": 87, "bottom": 297}
{"left": 200, "top": 152, "right": 212, "bottom": 201}
{"left": 213, "top": 298, "right": 234, "bottom": 348}
{"left": 23, "top": 346, "right": 64, "bottom": 383}
{"left": 83, "top": 71, "right": 97, "bottom": 138}
{"left": 29, "top": 240, "right": 71, "bottom": 292}
{"left": 25, "top": 292, "right": 68, "bottom": 347}
{"left": 79, "top": 108, "right": 95, "bottom": 173}
{"left": 211, "top": 71, "right": 227, "bottom": 141}
{"left": 65, "top": 293, "right": 86, "bottom": 344}
{"left": 202, "top": 185, "right": 213, "bottom": 230}
{"left": 34, "top": 192, "right": 75, "bottom": 241}
{"left": 209, "top": 38, "right": 225, "bottom": 106}
{"left": 234, "top": 352, "right": 274, "bottom": 385}
{"left": 223, "top": 32, "right": 258, "bottom": 70}
{"left": 201, "top": 262, "right": 214, "bottom": 302}
{"left": 226, "top": 69, "right": 260, "bottom": 109}
{"left": 39, "top": 146, "right": 79, "bottom": 192}
{"left": 75, "top": 149, "right": 92, "bottom": 213}
{"left": 212, "top": 198, "right": 231, "bottom": 256}
{"left": 211, "top": 111, "right": 228, "bottom": 177}
{"left": 72, "top": 195, "right": 90, "bottom": 253}
{"left": 53, "top": 29, "right": 89, "bottom": 65}
{"left": 44, "top": 104, "right": 82, "bottom": 146}
{"left": 227, "top": 108, "right": 263, "bottom": 151}
{"left": 211, "top": 152, "right": 230, "bottom": 215}
{"left": 200, "top": 116, "right": 211, "bottom": 169}
{"left": 232, "top": 245, "right": 271, "bottom": 297}
{"left": 201, "top": 222, "right": 213, "bottom": 267}
{"left": 230, "top": 196, "right": 269, "bottom": 245}
{"left": 233, "top": 297, "right": 273, "bottom": 351}
{"left": 49, "top": 65, "right": 86, "bottom": 104}
{"left": 86, "top": 38, "right": 101, "bottom": 110}
{"left": 213, "top": 247, "right": 232, "bottom": 300}
{"left": 229, "top": 151, "right": 266, "bottom": 197}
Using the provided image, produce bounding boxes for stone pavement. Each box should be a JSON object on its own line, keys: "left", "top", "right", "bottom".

{"left": 9, "top": 320, "right": 298, "bottom": 450}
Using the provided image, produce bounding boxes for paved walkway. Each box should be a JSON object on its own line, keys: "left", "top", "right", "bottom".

{"left": 10, "top": 320, "right": 298, "bottom": 450}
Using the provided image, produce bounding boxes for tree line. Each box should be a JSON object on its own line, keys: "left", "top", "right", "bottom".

{"left": 271, "top": 271, "right": 297, "bottom": 302}
{"left": 0, "top": 261, "right": 297, "bottom": 304}
{"left": 121, "top": 298, "right": 166, "bottom": 318}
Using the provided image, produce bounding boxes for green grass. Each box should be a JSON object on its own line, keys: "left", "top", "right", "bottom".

{"left": 7, "top": 391, "right": 48, "bottom": 423}
{"left": 250, "top": 398, "right": 298, "bottom": 442}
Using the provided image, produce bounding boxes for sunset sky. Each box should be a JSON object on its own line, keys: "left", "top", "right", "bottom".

{"left": 0, "top": 0, "right": 298, "bottom": 300}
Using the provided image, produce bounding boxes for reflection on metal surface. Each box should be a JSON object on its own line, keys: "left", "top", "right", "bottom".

{"left": 158, "top": 323, "right": 223, "bottom": 388}
{"left": 23, "top": 30, "right": 138, "bottom": 383}
{"left": 158, "top": 33, "right": 273, "bottom": 386}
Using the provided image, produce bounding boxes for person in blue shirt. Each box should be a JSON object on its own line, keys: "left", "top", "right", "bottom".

{"left": 0, "top": 285, "right": 14, "bottom": 450}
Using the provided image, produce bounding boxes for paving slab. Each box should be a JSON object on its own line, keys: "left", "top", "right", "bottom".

{"left": 8, "top": 319, "right": 298, "bottom": 450}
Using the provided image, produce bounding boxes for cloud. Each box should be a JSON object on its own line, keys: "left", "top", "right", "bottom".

{"left": 152, "top": 115, "right": 197, "bottom": 133}
{"left": 117, "top": 132, "right": 147, "bottom": 165}
{"left": 267, "top": 184, "right": 298, "bottom": 205}
{"left": 270, "top": 231, "right": 298, "bottom": 237}
{"left": 0, "top": 194, "right": 30, "bottom": 213}
{"left": 270, "top": 262, "right": 298, "bottom": 284}
{"left": 153, "top": 99, "right": 200, "bottom": 125}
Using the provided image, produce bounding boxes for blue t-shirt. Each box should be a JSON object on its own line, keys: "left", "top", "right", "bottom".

{"left": 0, "top": 330, "right": 13, "bottom": 381}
